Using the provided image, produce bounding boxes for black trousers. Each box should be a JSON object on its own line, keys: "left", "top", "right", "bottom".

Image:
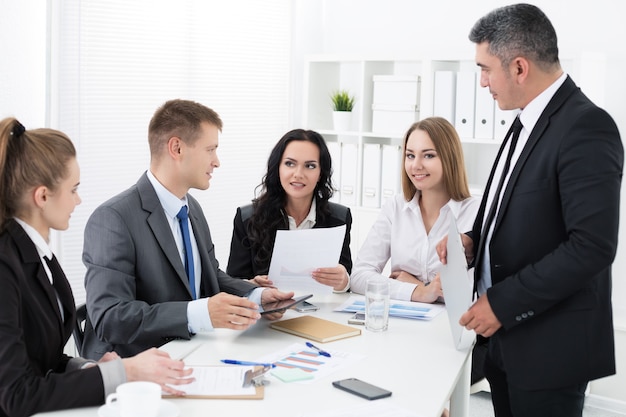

{"left": 483, "top": 336, "right": 587, "bottom": 417}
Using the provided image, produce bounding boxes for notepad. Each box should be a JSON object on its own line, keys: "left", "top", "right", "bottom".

{"left": 270, "top": 315, "right": 361, "bottom": 343}
{"left": 271, "top": 367, "right": 314, "bottom": 382}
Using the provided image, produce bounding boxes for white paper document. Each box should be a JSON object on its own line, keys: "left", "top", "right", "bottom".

{"left": 440, "top": 218, "right": 476, "bottom": 350}
{"left": 170, "top": 366, "right": 256, "bottom": 396}
{"left": 334, "top": 295, "right": 444, "bottom": 320}
{"left": 268, "top": 225, "right": 346, "bottom": 294}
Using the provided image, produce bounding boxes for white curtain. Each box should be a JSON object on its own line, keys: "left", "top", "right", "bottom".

{"left": 53, "top": 0, "right": 292, "bottom": 304}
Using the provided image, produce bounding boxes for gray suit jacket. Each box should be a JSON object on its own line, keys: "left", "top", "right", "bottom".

{"left": 82, "top": 172, "right": 256, "bottom": 359}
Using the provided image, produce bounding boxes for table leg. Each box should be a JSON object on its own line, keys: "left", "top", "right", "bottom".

{"left": 449, "top": 352, "right": 471, "bottom": 417}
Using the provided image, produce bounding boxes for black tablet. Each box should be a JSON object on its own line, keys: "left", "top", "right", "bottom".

{"left": 259, "top": 294, "right": 313, "bottom": 315}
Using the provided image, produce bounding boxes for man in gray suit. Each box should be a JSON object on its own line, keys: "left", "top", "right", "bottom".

{"left": 82, "top": 99, "right": 294, "bottom": 359}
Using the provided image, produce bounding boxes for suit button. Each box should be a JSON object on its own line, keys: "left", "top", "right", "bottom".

{"left": 515, "top": 315, "right": 522, "bottom": 321}
{"left": 528, "top": 310, "right": 534, "bottom": 316}
{"left": 521, "top": 313, "right": 528, "bottom": 319}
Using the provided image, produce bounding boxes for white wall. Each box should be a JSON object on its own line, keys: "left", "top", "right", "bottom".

{"left": 0, "top": 0, "right": 47, "bottom": 126}
{"left": 290, "top": 0, "right": 626, "bottom": 410}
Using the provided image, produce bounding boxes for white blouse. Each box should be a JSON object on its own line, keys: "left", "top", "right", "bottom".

{"left": 351, "top": 193, "right": 480, "bottom": 301}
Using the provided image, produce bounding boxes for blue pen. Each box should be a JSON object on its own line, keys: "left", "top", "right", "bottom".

{"left": 306, "top": 342, "right": 331, "bottom": 357}
{"left": 220, "top": 359, "right": 276, "bottom": 368}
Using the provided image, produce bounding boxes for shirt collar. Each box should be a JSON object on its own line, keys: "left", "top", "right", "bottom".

{"left": 403, "top": 192, "right": 460, "bottom": 217}
{"left": 519, "top": 72, "right": 567, "bottom": 133}
{"left": 286, "top": 198, "right": 317, "bottom": 229}
{"left": 147, "top": 170, "right": 188, "bottom": 218}
{"left": 13, "top": 217, "right": 53, "bottom": 260}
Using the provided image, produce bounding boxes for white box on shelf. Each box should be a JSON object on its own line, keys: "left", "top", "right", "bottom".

{"left": 373, "top": 75, "right": 421, "bottom": 105}
{"left": 371, "top": 103, "right": 419, "bottom": 137}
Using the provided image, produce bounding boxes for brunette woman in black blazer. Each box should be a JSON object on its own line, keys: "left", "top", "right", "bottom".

{"left": 227, "top": 129, "right": 352, "bottom": 292}
{"left": 0, "top": 118, "right": 191, "bottom": 417}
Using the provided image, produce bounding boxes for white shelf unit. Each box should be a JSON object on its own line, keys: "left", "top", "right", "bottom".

{"left": 302, "top": 56, "right": 509, "bottom": 252}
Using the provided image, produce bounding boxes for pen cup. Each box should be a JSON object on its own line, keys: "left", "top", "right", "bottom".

{"left": 365, "top": 279, "right": 390, "bottom": 332}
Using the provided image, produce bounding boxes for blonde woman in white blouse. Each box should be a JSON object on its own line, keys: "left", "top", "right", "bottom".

{"left": 351, "top": 117, "right": 480, "bottom": 303}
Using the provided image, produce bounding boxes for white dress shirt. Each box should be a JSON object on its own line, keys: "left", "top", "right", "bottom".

{"left": 146, "top": 171, "right": 262, "bottom": 333}
{"left": 351, "top": 193, "right": 480, "bottom": 301}
{"left": 478, "top": 72, "right": 567, "bottom": 294}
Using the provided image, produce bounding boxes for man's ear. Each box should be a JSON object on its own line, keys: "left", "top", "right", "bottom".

{"left": 512, "top": 57, "right": 530, "bottom": 82}
{"left": 167, "top": 136, "right": 183, "bottom": 158}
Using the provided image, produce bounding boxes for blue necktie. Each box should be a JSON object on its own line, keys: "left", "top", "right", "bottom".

{"left": 176, "top": 205, "right": 196, "bottom": 299}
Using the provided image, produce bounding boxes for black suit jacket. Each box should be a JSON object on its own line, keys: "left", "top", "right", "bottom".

{"left": 226, "top": 202, "right": 352, "bottom": 279}
{"left": 82, "top": 173, "right": 257, "bottom": 359}
{"left": 472, "top": 76, "right": 623, "bottom": 389}
{"left": 0, "top": 220, "right": 103, "bottom": 416}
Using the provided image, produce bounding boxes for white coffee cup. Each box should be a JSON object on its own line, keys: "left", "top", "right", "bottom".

{"left": 106, "top": 381, "right": 161, "bottom": 417}
{"left": 365, "top": 279, "right": 390, "bottom": 332}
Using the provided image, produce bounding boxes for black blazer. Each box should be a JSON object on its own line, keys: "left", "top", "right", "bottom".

{"left": 472, "top": 76, "right": 623, "bottom": 390}
{"left": 227, "top": 201, "right": 352, "bottom": 279}
{"left": 0, "top": 220, "right": 104, "bottom": 416}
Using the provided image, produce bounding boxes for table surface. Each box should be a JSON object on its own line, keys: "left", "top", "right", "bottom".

{"left": 35, "top": 293, "right": 472, "bottom": 417}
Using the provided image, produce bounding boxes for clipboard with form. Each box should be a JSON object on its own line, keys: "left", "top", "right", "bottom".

{"left": 439, "top": 217, "right": 476, "bottom": 351}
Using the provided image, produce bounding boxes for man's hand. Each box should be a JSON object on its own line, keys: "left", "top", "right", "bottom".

{"left": 436, "top": 233, "right": 474, "bottom": 265}
{"left": 260, "top": 288, "right": 295, "bottom": 320}
{"left": 312, "top": 264, "right": 349, "bottom": 291}
{"left": 247, "top": 275, "right": 274, "bottom": 287}
{"left": 459, "top": 293, "right": 502, "bottom": 337}
{"left": 207, "top": 292, "right": 261, "bottom": 330}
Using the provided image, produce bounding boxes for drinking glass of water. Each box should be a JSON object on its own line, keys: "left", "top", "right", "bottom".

{"left": 365, "top": 279, "right": 390, "bottom": 332}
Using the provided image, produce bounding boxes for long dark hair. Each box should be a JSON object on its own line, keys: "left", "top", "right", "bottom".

{"left": 247, "top": 129, "right": 334, "bottom": 269}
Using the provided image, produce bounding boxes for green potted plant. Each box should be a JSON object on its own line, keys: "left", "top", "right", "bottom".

{"left": 330, "top": 89, "right": 355, "bottom": 131}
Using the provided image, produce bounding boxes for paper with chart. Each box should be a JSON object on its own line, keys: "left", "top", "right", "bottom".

{"left": 268, "top": 225, "right": 346, "bottom": 294}
{"left": 256, "top": 342, "right": 364, "bottom": 383}
{"left": 334, "top": 295, "right": 444, "bottom": 320}
{"left": 440, "top": 218, "right": 476, "bottom": 350}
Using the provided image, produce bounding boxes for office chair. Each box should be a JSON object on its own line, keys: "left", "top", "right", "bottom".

{"left": 73, "top": 303, "right": 87, "bottom": 355}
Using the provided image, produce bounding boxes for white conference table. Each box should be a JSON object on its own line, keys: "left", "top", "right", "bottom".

{"left": 36, "top": 293, "right": 472, "bottom": 417}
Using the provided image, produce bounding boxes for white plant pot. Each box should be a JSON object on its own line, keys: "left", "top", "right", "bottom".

{"left": 332, "top": 111, "right": 352, "bottom": 132}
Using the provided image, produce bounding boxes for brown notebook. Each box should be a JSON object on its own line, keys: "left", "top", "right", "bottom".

{"left": 270, "top": 315, "right": 361, "bottom": 343}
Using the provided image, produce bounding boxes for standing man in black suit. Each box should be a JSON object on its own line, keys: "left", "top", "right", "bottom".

{"left": 438, "top": 4, "right": 623, "bottom": 416}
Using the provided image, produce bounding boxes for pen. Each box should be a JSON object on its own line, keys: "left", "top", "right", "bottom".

{"left": 306, "top": 342, "right": 331, "bottom": 357}
{"left": 220, "top": 359, "right": 276, "bottom": 368}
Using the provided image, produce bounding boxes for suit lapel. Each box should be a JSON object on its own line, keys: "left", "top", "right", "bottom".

{"left": 7, "top": 220, "right": 69, "bottom": 338}
{"left": 137, "top": 174, "right": 194, "bottom": 297}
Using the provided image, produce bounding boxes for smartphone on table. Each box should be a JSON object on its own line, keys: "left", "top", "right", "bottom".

{"left": 332, "top": 378, "right": 392, "bottom": 400}
{"left": 348, "top": 312, "right": 365, "bottom": 325}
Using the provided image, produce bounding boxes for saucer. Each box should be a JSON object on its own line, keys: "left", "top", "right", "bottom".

{"left": 98, "top": 399, "right": 179, "bottom": 417}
